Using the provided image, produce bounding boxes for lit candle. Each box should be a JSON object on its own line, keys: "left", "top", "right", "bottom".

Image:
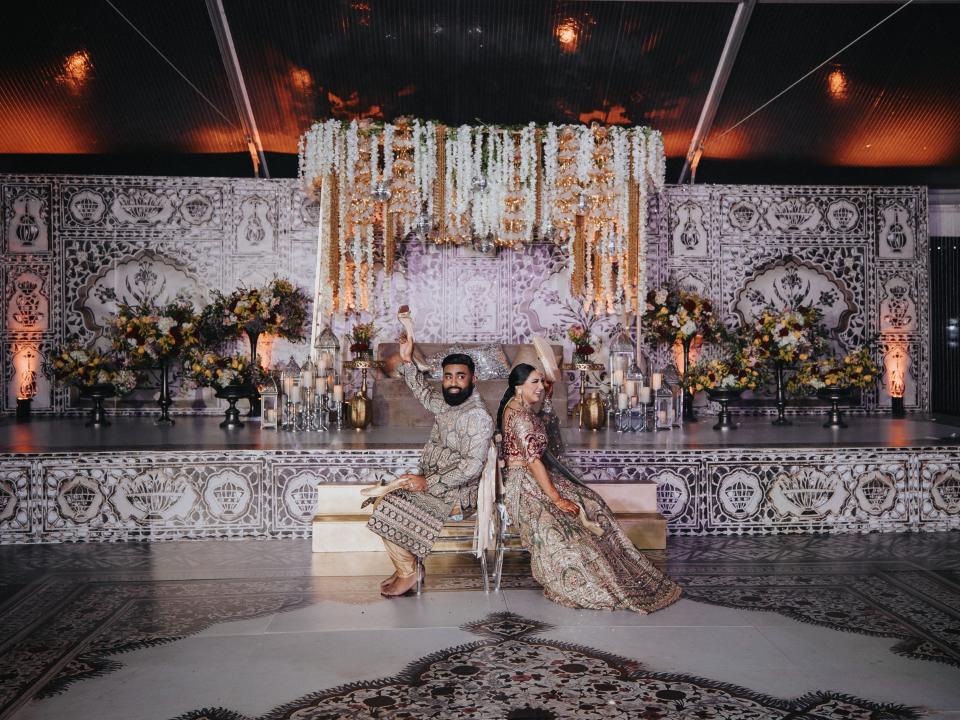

{"left": 318, "top": 352, "right": 331, "bottom": 372}
{"left": 264, "top": 408, "right": 276, "bottom": 423}
{"left": 289, "top": 384, "right": 301, "bottom": 404}
{"left": 333, "top": 384, "right": 344, "bottom": 403}
{"left": 625, "top": 379, "right": 636, "bottom": 398}
{"left": 301, "top": 367, "right": 314, "bottom": 390}
{"left": 316, "top": 376, "right": 327, "bottom": 394}
{"left": 658, "top": 410, "right": 668, "bottom": 424}
{"left": 617, "top": 392, "right": 629, "bottom": 410}
{"left": 651, "top": 373, "right": 662, "bottom": 391}
{"left": 639, "top": 386, "right": 651, "bottom": 404}
{"left": 612, "top": 369, "right": 625, "bottom": 388}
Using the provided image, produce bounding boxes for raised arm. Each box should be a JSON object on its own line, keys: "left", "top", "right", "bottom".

{"left": 425, "top": 409, "right": 494, "bottom": 492}
{"left": 397, "top": 361, "right": 447, "bottom": 415}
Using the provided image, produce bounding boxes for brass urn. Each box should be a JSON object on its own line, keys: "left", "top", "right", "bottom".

{"left": 582, "top": 391, "right": 606, "bottom": 431}
{"left": 350, "top": 388, "right": 373, "bottom": 430}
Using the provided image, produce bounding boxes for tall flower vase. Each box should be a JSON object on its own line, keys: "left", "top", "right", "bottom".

{"left": 156, "top": 359, "right": 174, "bottom": 426}
{"left": 245, "top": 329, "right": 262, "bottom": 417}
{"left": 772, "top": 360, "right": 791, "bottom": 426}
{"left": 681, "top": 337, "right": 697, "bottom": 422}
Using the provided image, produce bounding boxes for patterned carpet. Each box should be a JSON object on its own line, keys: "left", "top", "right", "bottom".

{"left": 171, "top": 613, "right": 918, "bottom": 720}
{"left": 1, "top": 533, "right": 958, "bottom": 719}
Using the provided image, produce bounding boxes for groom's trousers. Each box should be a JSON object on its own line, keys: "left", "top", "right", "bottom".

{"left": 383, "top": 538, "right": 417, "bottom": 577}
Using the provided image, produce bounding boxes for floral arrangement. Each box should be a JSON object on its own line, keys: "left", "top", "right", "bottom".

{"left": 687, "top": 357, "right": 762, "bottom": 394}
{"left": 789, "top": 346, "right": 880, "bottom": 393}
{"left": 642, "top": 286, "right": 725, "bottom": 346}
{"left": 208, "top": 279, "right": 309, "bottom": 343}
{"left": 349, "top": 321, "right": 377, "bottom": 355}
{"left": 182, "top": 351, "right": 266, "bottom": 390}
{"left": 48, "top": 344, "right": 138, "bottom": 394}
{"left": 300, "top": 119, "right": 665, "bottom": 318}
{"left": 748, "top": 305, "right": 827, "bottom": 366}
{"left": 111, "top": 299, "right": 199, "bottom": 367}
{"left": 567, "top": 325, "right": 595, "bottom": 358}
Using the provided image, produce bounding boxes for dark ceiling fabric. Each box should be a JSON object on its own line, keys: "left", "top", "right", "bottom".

{"left": 0, "top": 0, "right": 957, "bottom": 184}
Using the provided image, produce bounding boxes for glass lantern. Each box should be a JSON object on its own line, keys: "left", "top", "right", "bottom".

{"left": 608, "top": 328, "right": 633, "bottom": 395}
{"left": 314, "top": 325, "right": 340, "bottom": 383}
{"left": 664, "top": 365, "right": 683, "bottom": 428}
{"left": 280, "top": 356, "right": 302, "bottom": 430}
{"left": 654, "top": 384, "right": 673, "bottom": 431}
{"left": 260, "top": 375, "right": 279, "bottom": 430}
{"left": 626, "top": 362, "right": 645, "bottom": 407}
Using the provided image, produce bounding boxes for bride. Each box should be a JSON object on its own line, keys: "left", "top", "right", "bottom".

{"left": 498, "top": 362, "right": 682, "bottom": 613}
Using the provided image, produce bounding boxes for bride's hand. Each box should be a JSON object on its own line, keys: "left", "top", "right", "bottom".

{"left": 398, "top": 331, "right": 413, "bottom": 364}
{"left": 553, "top": 497, "right": 578, "bottom": 515}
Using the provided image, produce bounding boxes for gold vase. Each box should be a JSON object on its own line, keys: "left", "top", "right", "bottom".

{"left": 583, "top": 391, "right": 606, "bottom": 431}
{"left": 350, "top": 389, "right": 373, "bottom": 430}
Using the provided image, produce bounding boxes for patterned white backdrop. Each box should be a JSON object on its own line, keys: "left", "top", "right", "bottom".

{"left": 0, "top": 174, "right": 928, "bottom": 414}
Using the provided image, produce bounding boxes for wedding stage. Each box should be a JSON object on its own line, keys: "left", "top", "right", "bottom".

{"left": 2, "top": 414, "right": 958, "bottom": 545}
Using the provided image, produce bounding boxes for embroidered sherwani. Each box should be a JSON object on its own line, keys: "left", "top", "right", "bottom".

{"left": 502, "top": 400, "right": 682, "bottom": 613}
{"left": 367, "top": 361, "right": 494, "bottom": 558}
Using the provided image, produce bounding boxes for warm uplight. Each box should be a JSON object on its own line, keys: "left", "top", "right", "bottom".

{"left": 555, "top": 19, "right": 580, "bottom": 53}
{"left": 57, "top": 50, "right": 92, "bottom": 92}
{"left": 290, "top": 67, "right": 313, "bottom": 94}
{"left": 884, "top": 344, "right": 909, "bottom": 399}
{"left": 14, "top": 347, "right": 39, "bottom": 401}
{"left": 827, "top": 67, "right": 848, "bottom": 100}
{"left": 579, "top": 104, "right": 630, "bottom": 126}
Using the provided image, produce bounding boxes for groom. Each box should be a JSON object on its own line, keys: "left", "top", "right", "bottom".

{"left": 367, "top": 331, "right": 494, "bottom": 597}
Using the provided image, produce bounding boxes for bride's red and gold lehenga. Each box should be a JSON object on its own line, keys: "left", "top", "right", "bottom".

{"left": 501, "top": 400, "right": 682, "bottom": 613}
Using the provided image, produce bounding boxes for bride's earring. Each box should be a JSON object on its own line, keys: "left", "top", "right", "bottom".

{"left": 515, "top": 386, "right": 527, "bottom": 407}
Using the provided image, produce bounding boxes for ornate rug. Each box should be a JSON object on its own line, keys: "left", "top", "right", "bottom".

{"left": 171, "top": 612, "right": 917, "bottom": 720}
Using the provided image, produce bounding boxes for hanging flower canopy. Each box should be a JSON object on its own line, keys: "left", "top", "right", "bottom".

{"left": 298, "top": 118, "right": 665, "bottom": 317}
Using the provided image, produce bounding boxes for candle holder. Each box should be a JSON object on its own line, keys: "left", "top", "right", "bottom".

{"left": 615, "top": 409, "right": 626, "bottom": 433}
{"left": 640, "top": 403, "right": 654, "bottom": 432}
{"left": 630, "top": 405, "right": 647, "bottom": 432}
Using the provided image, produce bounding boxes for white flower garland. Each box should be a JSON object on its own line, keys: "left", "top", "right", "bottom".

{"left": 297, "top": 119, "right": 666, "bottom": 317}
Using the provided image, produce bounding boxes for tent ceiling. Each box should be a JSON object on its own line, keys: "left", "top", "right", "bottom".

{"left": 1, "top": 0, "right": 957, "bottom": 184}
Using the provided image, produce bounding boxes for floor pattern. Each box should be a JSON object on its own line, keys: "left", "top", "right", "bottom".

{"left": 1, "top": 533, "right": 958, "bottom": 720}
{"left": 171, "top": 612, "right": 918, "bottom": 720}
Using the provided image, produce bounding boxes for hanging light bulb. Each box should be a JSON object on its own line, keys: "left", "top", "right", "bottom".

{"left": 371, "top": 180, "right": 392, "bottom": 202}
{"left": 540, "top": 219, "right": 555, "bottom": 242}
{"left": 475, "top": 232, "right": 496, "bottom": 254}
{"left": 575, "top": 193, "right": 590, "bottom": 216}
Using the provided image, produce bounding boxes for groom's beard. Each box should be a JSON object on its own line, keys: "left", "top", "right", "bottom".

{"left": 442, "top": 383, "right": 474, "bottom": 406}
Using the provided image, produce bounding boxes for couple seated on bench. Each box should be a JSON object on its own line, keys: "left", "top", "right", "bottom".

{"left": 364, "top": 321, "right": 681, "bottom": 613}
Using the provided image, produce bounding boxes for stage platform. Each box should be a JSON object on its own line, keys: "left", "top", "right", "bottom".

{"left": 1, "top": 415, "right": 959, "bottom": 543}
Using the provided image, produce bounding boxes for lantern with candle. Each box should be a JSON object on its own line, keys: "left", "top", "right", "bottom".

{"left": 314, "top": 325, "right": 340, "bottom": 383}
{"left": 608, "top": 328, "right": 633, "bottom": 394}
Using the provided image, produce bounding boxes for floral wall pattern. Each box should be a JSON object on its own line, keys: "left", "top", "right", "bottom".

{"left": 0, "top": 174, "right": 928, "bottom": 414}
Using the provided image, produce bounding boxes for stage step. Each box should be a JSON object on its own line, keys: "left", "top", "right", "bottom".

{"left": 614, "top": 512, "right": 668, "bottom": 551}
{"left": 588, "top": 482, "right": 658, "bottom": 514}
{"left": 312, "top": 481, "right": 664, "bottom": 555}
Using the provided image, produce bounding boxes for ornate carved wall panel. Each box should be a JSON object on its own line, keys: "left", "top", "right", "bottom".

{"left": 1, "top": 175, "right": 929, "bottom": 414}
{"left": 0, "top": 445, "right": 953, "bottom": 543}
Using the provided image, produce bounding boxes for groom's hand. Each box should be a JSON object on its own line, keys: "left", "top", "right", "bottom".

{"left": 400, "top": 474, "right": 427, "bottom": 492}
{"left": 398, "top": 331, "right": 413, "bottom": 364}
